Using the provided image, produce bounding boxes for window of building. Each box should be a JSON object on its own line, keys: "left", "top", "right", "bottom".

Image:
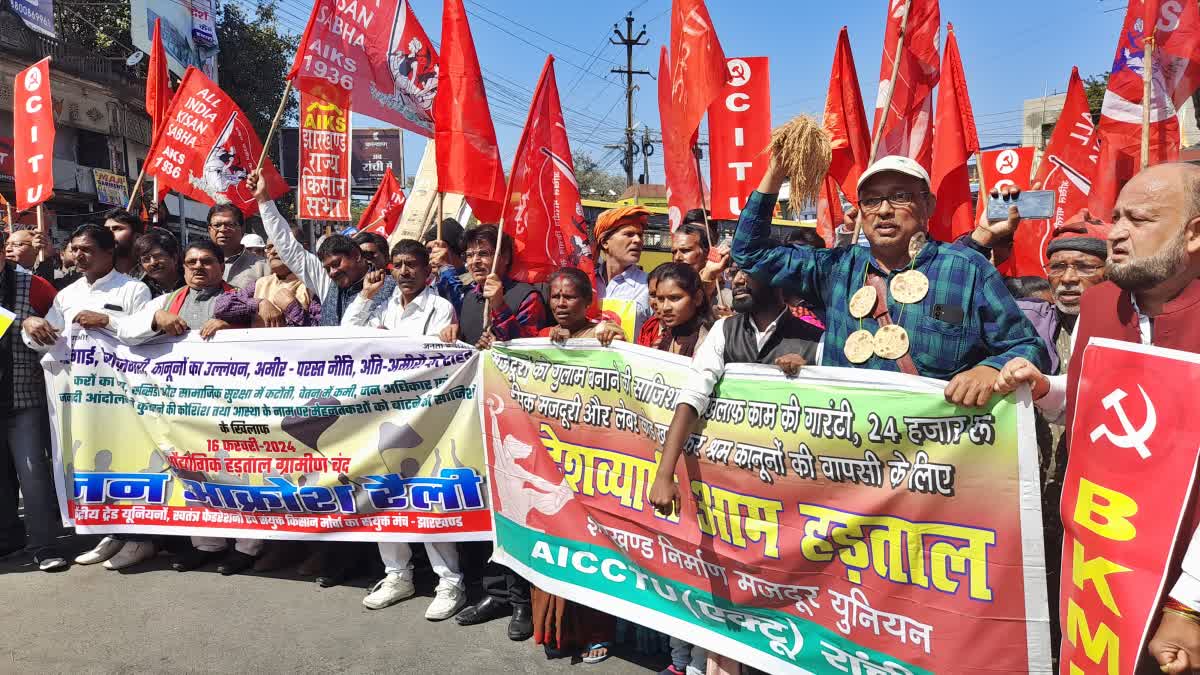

{"left": 77, "top": 129, "right": 110, "bottom": 169}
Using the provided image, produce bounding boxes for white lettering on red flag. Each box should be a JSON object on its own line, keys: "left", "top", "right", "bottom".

{"left": 144, "top": 67, "right": 288, "bottom": 215}
{"left": 14, "top": 57, "right": 55, "bottom": 210}
{"left": 288, "top": 0, "right": 395, "bottom": 112}
{"left": 708, "top": 57, "right": 771, "bottom": 221}
{"left": 299, "top": 91, "right": 351, "bottom": 221}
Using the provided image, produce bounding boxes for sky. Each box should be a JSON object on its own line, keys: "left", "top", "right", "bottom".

{"left": 260, "top": 0, "right": 1131, "bottom": 185}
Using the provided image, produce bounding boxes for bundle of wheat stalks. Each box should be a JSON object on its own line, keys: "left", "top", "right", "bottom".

{"left": 767, "top": 115, "right": 832, "bottom": 206}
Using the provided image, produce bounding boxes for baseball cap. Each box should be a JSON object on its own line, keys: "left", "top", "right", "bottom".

{"left": 856, "top": 155, "right": 931, "bottom": 191}
{"left": 241, "top": 233, "right": 266, "bottom": 248}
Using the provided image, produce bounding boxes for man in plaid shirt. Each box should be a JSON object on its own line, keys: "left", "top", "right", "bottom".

{"left": 733, "top": 155, "right": 1049, "bottom": 407}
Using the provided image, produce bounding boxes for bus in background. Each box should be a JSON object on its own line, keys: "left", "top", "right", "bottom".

{"left": 580, "top": 198, "right": 816, "bottom": 273}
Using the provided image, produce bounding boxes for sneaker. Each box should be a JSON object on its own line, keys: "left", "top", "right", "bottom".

{"left": 424, "top": 585, "right": 466, "bottom": 621}
{"left": 74, "top": 537, "right": 124, "bottom": 565}
{"left": 362, "top": 573, "right": 415, "bottom": 610}
{"left": 103, "top": 541, "right": 157, "bottom": 570}
{"left": 36, "top": 552, "right": 69, "bottom": 572}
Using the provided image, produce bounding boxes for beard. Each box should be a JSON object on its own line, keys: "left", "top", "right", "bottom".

{"left": 1106, "top": 229, "right": 1188, "bottom": 291}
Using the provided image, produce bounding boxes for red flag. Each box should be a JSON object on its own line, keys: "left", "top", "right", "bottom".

{"left": 147, "top": 19, "right": 174, "bottom": 203}
{"left": 352, "top": 0, "right": 439, "bottom": 138}
{"left": 929, "top": 25, "right": 978, "bottom": 242}
{"left": 502, "top": 56, "right": 592, "bottom": 286}
{"left": 814, "top": 174, "right": 843, "bottom": 247}
{"left": 668, "top": 0, "right": 727, "bottom": 147}
{"left": 1025, "top": 68, "right": 1100, "bottom": 276}
{"left": 433, "top": 0, "right": 506, "bottom": 223}
{"left": 288, "top": 0, "right": 395, "bottom": 114}
{"left": 659, "top": 47, "right": 704, "bottom": 231}
{"left": 1090, "top": 0, "right": 1200, "bottom": 215}
{"left": 358, "top": 168, "right": 407, "bottom": 236}
{"left": 872, "top": 0, "right": 941, "bottom": 170}
{"left": 144, "top": 67, "right": 289, "bottom": 215}
{"left": 823, "top": 28, "right": 871, "bottom": 204}
{"left": 707, "top": 57, "right": 772, "bottom": 220}
{"left": 14, "top": 57, "right": 54, "bottom": 211}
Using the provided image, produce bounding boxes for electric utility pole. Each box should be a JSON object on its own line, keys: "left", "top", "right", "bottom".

{"left": 609, "top": 13, "right": 650, "bottom": 187}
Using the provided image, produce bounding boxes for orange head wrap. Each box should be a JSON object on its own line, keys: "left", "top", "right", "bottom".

{"left": 593, "top": 205, "right": 651, "bottom": 256}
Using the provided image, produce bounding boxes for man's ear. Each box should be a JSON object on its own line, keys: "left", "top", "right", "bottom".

{"left": 1186, "top": 214, "right": 1200, "bottom": 256}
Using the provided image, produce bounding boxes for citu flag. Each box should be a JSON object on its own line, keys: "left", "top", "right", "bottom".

{"left": 502, "top": 56, "right": 591, "bottom": 286}
{"left": 433, "top": 0, "right": 506, "bottom": 224}
{"left": 659, "top": 46, "right": 705, "bottom": 232}
{"left": 823, "top": 27, "right": 871, "bottom": 205}
{"left": 13, "top": 57, "right": 54, "bottom": 211}
{"left": 1089, "top": 0, "right": 1200, "bottom": 216}
{"left": 143, "top": 67, "right": 288, "bottom": 215}
{"left": 929, "top": 24, "right": 978, "bottom": 242}
{"left": 1027, "top": 67, "right": 1100, "bottom": 275}
{"left": 872, "top": 0, "right": 941, "bottom": 170}
{"left": 146, "top": 18, "right": 174, "bottom": 203}
{"left": 358, "top": 167, "right": 406, "bottom": 237}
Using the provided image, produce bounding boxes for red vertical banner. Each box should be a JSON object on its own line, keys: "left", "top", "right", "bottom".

{"left": 14, "top": 57, "right": 55, "bottom": 211}
{"left": 298, "top": 91, "right": 351, "bottom": 221}
{"left": 707, "top": 57, "right": 770, "bottom": 221}
{"left": 1060, "top": 339, "right": 1200, "bottom": 675}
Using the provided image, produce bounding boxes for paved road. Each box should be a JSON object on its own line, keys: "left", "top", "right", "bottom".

{"left": 0, "top": 535, "right": 659, "bottom": 674}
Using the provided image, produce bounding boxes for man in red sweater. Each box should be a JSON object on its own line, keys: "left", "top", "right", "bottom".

{"left": 997, "top": 162, "right": 1200, "bottom": 672}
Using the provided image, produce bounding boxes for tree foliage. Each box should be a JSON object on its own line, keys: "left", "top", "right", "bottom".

{"left": 1083, "top": 73, "right": 1109, "bottom": 119}
{"left": 54, "top": 0, "right": 132, "bottom": 59}
{"left": 216, "top": 3, "right": 299, "bottom": 144}
{"left": 573, "top": 152, "right": 626, "bottom": 199}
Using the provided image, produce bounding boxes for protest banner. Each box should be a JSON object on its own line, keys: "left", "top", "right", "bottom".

{"left": 43, "top": 328, "right": 490, "bottom": 542}
{"left": 298, "top": 90, "right": 351, "bottom": 221}
{"left": 483, "top": 341, "right": 1051, "bottom": 674}
{"left": 708, "top": 57, "right": 771, "bottom": 221}
{"left": 1058, "top": 338, "right": 1200, "bottom": 674}
{"left": 143, "top": 67, "right": 288, "bottom": 215}
{"left": 92, "top": 169, "right": 129, "bottom": 206}
{"left": 14, "top": 57, "right": 55, "bottom": 211}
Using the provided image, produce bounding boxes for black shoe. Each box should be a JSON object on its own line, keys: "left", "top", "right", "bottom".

{"left": 217, "top": 550, "right": 256, "bottom": 576}
{"left": 172, "top": 547, "right": 222, "bottom": 571}
{"left": 315, "top": 561, "right": 351, "bottom": 588}
{"left": 508, "top": 604, "right": 533, "bottom": 641}
{"left": 454, "top": 596, "right": 510, "bottom": 626}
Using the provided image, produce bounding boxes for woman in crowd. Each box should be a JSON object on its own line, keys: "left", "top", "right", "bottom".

{"left": 214, "top": 242, "right": 321, "bottom": 330}
{"left": 636, "top": 265, "right": 667, "bottom": 348}
{"left": 530, "top": 267, "right": 623, "bottom": 663}
{"left": 647, "top": 263, "right": 712, "bottom": 357}
{"left": 134, "top": 228, "right": 183, "bottom": 298}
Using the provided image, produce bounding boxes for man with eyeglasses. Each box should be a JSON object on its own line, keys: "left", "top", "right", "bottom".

{"left": 732, "top": 154, "right": 1049, "bottom": 407}
{"left": 1042, "top": 216, "right": 1108, "bottom": 374}
{"left": 207, "top": 204, "right": 269, "bottom": 290}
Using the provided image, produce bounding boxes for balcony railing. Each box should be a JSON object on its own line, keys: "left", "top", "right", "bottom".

{"left": 0, "top": 7, "right": 141, "bottom": 92}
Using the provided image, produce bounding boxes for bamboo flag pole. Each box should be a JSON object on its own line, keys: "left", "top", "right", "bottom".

{"left": 483, "top": 179, "right": 521, "bottom": 333}
{"left": 1141, "top": 34, "right": 1155, "bottom": 169}
{"left": 34, "top": 204, "right": 45, "bottom": 267}
{"left": 152, "top": 177, "right": 160, "bottom": 223}
{"left": 256, "top": 80, "right": 294, "bottom": 173}
{"left": 855, "top": 0, "right": 912, "bottom": 244}
{"left": 126, "top": 166, "right": 149, "bottom": 211}
{"left": 437, "top": 192, "right": 444, "bottom": 241}
{"left": 692, "top": 146, "right": 727, "bottom": 309}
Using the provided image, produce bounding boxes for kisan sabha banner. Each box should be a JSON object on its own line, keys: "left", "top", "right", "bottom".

{"left": 482, "top": 341, "right": 1051, "bottom": 674}
{"left": 42, "top": 328, "right": 489, "bottom": 542}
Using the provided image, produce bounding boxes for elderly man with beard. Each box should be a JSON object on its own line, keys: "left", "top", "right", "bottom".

{"left": 996, "top": 162, "right": 1200, "bottom": 673}
{"left": 733, "top": 154, "right": 1049, "bottom": 407}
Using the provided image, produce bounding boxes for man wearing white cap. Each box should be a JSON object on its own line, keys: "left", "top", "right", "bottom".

{"left": 731, "top": 155, "right": 1049, "bottom": 405}
{"left": 240, "top": 233, "right": 266, "bottom": 258}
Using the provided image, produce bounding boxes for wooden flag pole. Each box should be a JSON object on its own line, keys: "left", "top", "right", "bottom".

{"left": 34, "top": 204, "right": 46, "bottom": 267}
{"left": 483, "top": 179, "right": 521, "bottom": 333}
{"left": 152, "top": 177, "right": 160, "bottom": 224}
{"left": 692, "top": 146, "right": 727, "bottom": 309}
{"left": 256, "top": 80, "right": 294, "bottom": 174}
{"left": 4, "top": 202, "right": 12, "bottom": 231}
{"left": 126, "top": 165, "right": 149, "bottom": 211}
{"left": 1141, "top": 34, "right": 1155, "bottom": 169}
{"left": 855, "top": 0, "right": 912, "bottom": 244}
{"left": 437, "top": 192, "right": 445, "bottom": 241}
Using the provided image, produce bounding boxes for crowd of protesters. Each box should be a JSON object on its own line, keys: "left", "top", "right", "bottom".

{"left": 3, "top": 153, "right": 1200, "bottom": 672}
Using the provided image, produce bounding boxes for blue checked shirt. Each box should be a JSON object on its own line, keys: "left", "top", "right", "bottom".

{"left": 732, "top": 191, "right": 1050, "bottom": 380}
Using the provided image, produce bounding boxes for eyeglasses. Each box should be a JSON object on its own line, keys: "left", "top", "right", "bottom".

{"left": 209, "top": 222, "right": 242, "bottom": 231}
{"left": 1044, "top": 262, "right": 1104, "bottom": 278}
{"left": 139, "top": 252, "right": 172, "bottom": 265}
{"left": 859, "top": 191, "right": 930, "bottom": 212}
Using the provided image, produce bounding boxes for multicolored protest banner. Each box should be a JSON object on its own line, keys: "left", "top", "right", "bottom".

{"left": 298, "top": 90, "right": 351, "bottom": 221}
{"left": 483, "top": 341, "right": 1050, "bottom": 674}
{"left": 708, "top": 56, "right": 771, "bottom": 221}
{"left": 43, "top": 328, "right": 489, "bottom": 542}
{"left": 1059, "top": 338, "right": 1200, "bottom": 674}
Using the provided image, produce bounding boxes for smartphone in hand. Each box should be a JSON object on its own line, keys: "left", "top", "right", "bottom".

{"left": 985, "top": 190, "right": 1054, "bottom": 221}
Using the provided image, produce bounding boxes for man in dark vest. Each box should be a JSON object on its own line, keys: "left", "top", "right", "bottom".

{"left": 649, "top": 259, "right": 823, "bottom": 514}
{"left": 438, "top": 224, "right": 546, "bottom": 347}
{"left": 995, "top": 162, "right": 1200, "bottom": 673}
{"left": 450, "top": 224, "right": 547, "bottom": 640}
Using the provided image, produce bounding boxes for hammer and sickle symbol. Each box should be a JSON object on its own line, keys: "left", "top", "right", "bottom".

{"left": 1088, "top": 386, "right": 1157, "bottom": 459}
